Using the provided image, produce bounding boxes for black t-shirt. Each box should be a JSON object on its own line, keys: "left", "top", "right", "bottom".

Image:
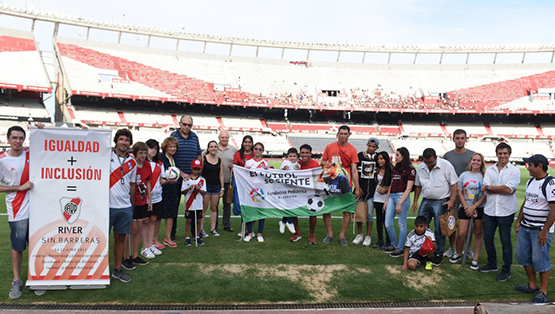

{"left": 202, "top": 155, "right": 221, "bottom": 186}
{"left": 357, "top": 152, "right": 377, "bottom": 201}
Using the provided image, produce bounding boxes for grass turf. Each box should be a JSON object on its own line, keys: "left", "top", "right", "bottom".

{"left": 0, "top": 164, "right": 554, "bottom": 304}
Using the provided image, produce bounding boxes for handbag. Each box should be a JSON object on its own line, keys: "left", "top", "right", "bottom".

{"left": 440, "top": 208, "right": 457, "bottom": 236}
{"left": 354, "top": 201, "right": 368, "bottom": 222}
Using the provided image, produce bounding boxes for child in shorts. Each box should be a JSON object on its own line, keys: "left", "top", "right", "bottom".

{"left": 403, "top": 216, "right": 436, "bottom": 271}
{"left": 181, "top": 159, "right": 207, "bottom": 246}
{"left": 279, "top": 148, "right": 300, "bottom": 235}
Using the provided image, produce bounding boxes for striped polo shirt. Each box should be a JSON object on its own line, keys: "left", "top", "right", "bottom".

{"left": 171, "top": 129, "right": 201, "bottom": 175}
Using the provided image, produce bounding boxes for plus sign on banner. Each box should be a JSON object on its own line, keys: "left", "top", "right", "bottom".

{"left": 27, "top": 128, "right": 111, "bottom": 290}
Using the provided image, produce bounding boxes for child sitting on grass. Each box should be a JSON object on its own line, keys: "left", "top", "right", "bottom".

{"left": 402, "top": 216, "right": 436, "bottom": 271}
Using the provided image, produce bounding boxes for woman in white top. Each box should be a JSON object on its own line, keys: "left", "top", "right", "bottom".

{"left": 372, "top": 151, "right": 392, "bottom": 249}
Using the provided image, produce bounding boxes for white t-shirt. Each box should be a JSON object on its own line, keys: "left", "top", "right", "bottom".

{"left": 149, "top": 160, "right": 165, "bottom": 204}
{"left": 373, "top": 173, "right": 387, "bottom": 203}
{"left": 0, "top": 151, "right": 30, "bottom": 222}
{"left": 404, "top": 228, "right": 435, "bottom": 255}
{"left": 109, "top": 150, "right": 137, "bottom": 209}
{"left": 458, "top": 171, "right": 485, "bottom": 207}
{"left": 245, "top": 158, "right": 270, "bottom": 169}
{"left": 523, "top": 176, "right": 555, "bottom": 233}
{"left": 181, "top": 175, "right": 206, "bottom": 211}
{"left": 280, "top": 160, "right": 300, "bottom": 171}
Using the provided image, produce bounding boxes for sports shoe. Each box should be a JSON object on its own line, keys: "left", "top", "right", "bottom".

{"left": 372, "top": 240, "right": 383, "bottom": 249}
{"left": 290, "top": 233, "right": 302, "bottom": 242}
{"left": 141, "top": 248, "right": 155, "bottom": 259}
{"left": 479, "top": 264, "right": 499, "bottom": 273}
{"left": 200, "top": 229, "right": 209, "bottom": 238}
{"left": 286, "top": 222, "right": 296, "bottom": 234}
{"left": 224, "top": 226, "right": 234, "bottom": 232}
{"left": 425, "top": 261, "right": 433, "bottom": 271}
{"left": 308, "top": 234, "right": 317, "bottom": 245}
{"left": 211, "top": 229, "right": 220, "bottom": 237}
{"left": 132, "top": 256, "right": 149, "bottom": 266}
{"left": 363, "top": 236, "right": 372, "bottom": 247}
{"left": 323, "top": 235, "right": 333, "bottom": 244}
{"left": 112, "top": 267, "right": 131, "bottom": 283}
{"left": 496, "top": 271, "right": 511, "bottom": 282}
{"left": 244, "top": 234, "right": 253, "bottom": 242}
{"left": 382, "top": 245, "right": 396, "bottom": 253}
{"left": 352, "top": 234, "right": 364, "bottom": 245}
{"left": 196, "top": 237, "right": 205, "bottom": 245}
{"left": 185, "top": 238, "right": 192, "bottom": 246}
{"left": 389, "top": 249, "right": 404, "bottom": 257}
{"left": 257, "top": 235, "right": 264, "bottom": 243}
{"left": 279, "top": 221, "right": 286, "bottom": 234}
{"left": 443, "top": 246, "right": 455, "bottom": 258}
{"left": 449, "top": 253, "right": 462, "bottom": 264}
{"left": 150, "top": 245, "right": 162, "bottom": 256}
{"left": 122, "top": 258, "right": 136, "bottom": 271}
{"left": 163, "top": 239, "right": 178, "bottom": 248}
{"left": 466, "top": 247, "right": 474, "bottom": 259}
{"left": 432, "top": 252, "right": 442, "bottom": 266}
{"left": 533, "top": 291, "right": 549, "bottom": 304}
{"left": 9, "top": 280, "right": 22, "bottom": 300}
{"left": 339, "top": 237, "right": 348, "bottom": 246}
{"left": 34, "top": 290, "right": 46, "bottom": 296}
{"left": 470, "top": 260, "right": 479, "bottom": 270}
{"left": 514, "top": 283, "right": 539, "bottom": 294}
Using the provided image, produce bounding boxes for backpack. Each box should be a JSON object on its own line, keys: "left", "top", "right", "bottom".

{"left": 526, "top": 175, "right": 554, "bottom": 198}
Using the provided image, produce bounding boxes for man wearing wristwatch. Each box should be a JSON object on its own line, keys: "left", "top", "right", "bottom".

{"left": 479, "top": 142, "right": 520, "bottom": 282}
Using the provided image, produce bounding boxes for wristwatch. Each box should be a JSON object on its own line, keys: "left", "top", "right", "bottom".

{"left": 484, "top": 185, "right": 489, "bottom": 192}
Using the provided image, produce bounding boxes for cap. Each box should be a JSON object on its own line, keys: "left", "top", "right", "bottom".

{"left": 367, "top": 137, "right": 379, "bottom": 146}
{"left": 523, "top": 154, "right": 548, "bottom": 168}
{"left": 191, "top": 159, "right": 203, "bottom": 169}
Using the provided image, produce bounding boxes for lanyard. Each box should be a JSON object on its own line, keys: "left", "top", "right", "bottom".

{"left": 115, "top": 150, "right": 128, "bottom": 185}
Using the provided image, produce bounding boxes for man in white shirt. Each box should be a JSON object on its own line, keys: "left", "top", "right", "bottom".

{"left": 514, "top": 154, "right": 555, "bottom": 304}
{"left": 109, "top": 129, "right": 137, "bottom": 283}
{"left": 479, "top": 143, "right": 520, "bottom": 282}
{"left": 0, "top": 126, "right": 34, "bottom": 299}
{"left": 411, "top": 148, "right": 458, "bottom": 266}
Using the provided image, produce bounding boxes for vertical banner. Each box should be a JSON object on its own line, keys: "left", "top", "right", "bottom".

{"left": 27, "top": 128, "right": 111, "bottom": 289}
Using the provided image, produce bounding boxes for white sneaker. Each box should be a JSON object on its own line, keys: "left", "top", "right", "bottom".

{"left": 352, "top": 234, "right": 364, "bottom": 245}
{"left": 257, "top": 235, "right": 265, "bottom": 242}
{"left": 279, "top": 221, "right": 286, "bottom": 234}
{"left": 362, "top": 235, "right": 372, "bottom": 247}
{"left": 443, "top": 246, "right": 455, "bottom": 258}
{"left": 466, "top": 247, "right": 474, "bottom": 259}
{"left": 150, "top": 245, "right": 162, "bottom": 256}
{"left": 286, "top": 222, "right": 296, "bottom": 234}
{"left": 244, "top": 234, "right": 253, "bottom": 242}
{"left": 141, "top": 248, "right": 155, "bottom": 259}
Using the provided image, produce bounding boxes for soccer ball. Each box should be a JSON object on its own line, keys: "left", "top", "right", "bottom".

{"left": 165, "top": 166, "right": 180, "bottom": 180}
{"left": 307, "top": 195, "right": 325, "bottom": 212}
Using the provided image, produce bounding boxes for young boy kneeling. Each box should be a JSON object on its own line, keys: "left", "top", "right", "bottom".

{"left": 403, "top": 216, "right": 436, "bottom": 271}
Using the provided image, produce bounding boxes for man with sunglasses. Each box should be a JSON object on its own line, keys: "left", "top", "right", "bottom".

{"left": 109, "top": 128, "right": 137, "bottom": 283}
{"left": 170, "top": 115, "right": 202, "bottom": 239}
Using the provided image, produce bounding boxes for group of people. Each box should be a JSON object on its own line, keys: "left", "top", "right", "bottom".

{"left": 1, "top": 117, "right": 554, "bottom": 305}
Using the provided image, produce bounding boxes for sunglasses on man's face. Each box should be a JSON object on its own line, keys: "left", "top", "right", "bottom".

{"left": 180, "top": 122, "right": 193, "bottom": 127}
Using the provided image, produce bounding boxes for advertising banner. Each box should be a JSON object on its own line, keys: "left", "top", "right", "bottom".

{"left": 234, "top": 166, "right": 356, "bottom": 223}
{"left": 27, "top": 128, "right": 111, "bottom": 289}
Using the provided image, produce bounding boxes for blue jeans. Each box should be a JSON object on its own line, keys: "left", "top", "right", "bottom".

{"left": 385, "top": 192, "right": 410, "bottom": 250}
{"left": 247, "top": 219, "right": 265, "bottom": 234}
{"left": 9, "top": 219, "right": 29, "bottom": 251}
{"left": 365, "top": 198, "right": 375, "bottom": 223}
{"left": 417, "top": 198, "right": 448, "bottom": 254}
{"left": 483, "top": 213, "right": 514, "bottom": 272}
{"left": 516, "top": 225, "right": 553, "bottom": 273}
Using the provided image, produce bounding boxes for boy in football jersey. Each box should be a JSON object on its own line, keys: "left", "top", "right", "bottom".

{"left": 181, "top": 159, "right": 207, "bottom": 246}
{"left": 403, "top": 216, "right": 436, "bottom": 271}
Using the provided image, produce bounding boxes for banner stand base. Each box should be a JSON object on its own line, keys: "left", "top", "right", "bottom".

{"left": 27, "top": 284, "right": 109, "bottom": 290}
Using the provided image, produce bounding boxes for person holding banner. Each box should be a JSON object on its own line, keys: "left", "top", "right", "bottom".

{"left": 1, "top": 126, "right": 35, "bottom": 299}
{"left": 160, "top": 137, "right": 180, "bottom": 248}
{"left": 295, "top": 144, "right": 321, "bottom": 244}
{"left": 320, "top": 125, "right": 361, "bottom": 246}
{"left": 231, "top": 135, "right": 254, "bottom": 237}
{"left": 109, "top": 129, "right": 136, "bottom": 283}
{"left": 243, "top": 142, "right": 270, "bottom": 242}
{"left": 146, "top": 139, "right": 170, "bottom": 251}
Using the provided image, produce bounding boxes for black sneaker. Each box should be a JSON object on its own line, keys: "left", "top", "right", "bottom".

{"left": 372, "top": 241, "right": 384, "bottom": 249}
{"left": 112, "top": 267, "right": 131, "bottom": 283}
{"left": 186, "top": 238, "right": 192, "bottom": 247}
{"left": 382, "top": 245, "right": 396, "bottom": 253}
{"left": 122, "top": 258, "right": 136, "bottom": 271}
{"left": 389, "top": 249, "right": 404, "bottom": 258}
{"left": 432, "top": 252, "right": 442, "bottom": 266}
{"left": 496, "top": 270, "right": 511, "bottom": 282}
{"left": 132, "top": 256, "right": 149, "bottom": 266}
{"left": 479, "top": 264, "right": 499, "bottom": 273}
{"left": 196, "top": 237, "right": 205, "bottom": 246}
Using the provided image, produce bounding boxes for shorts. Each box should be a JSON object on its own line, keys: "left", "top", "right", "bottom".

{"left": 110, "top": 206, "right": 133, "bottom": 234}
{"left": 458, "top": 207, "right": 484, "bottom": 220}
{"left": 151, "top": 201, "right": 163, "bottom": 217}
{"left": 408, "top": 250, "right": 428, "bottom": 265}
{"left": 133, "top": 204, "right": 151, "bottom": 220}
{"left": 185, "top": 210, "right": 203, "bottom": 220}
{"left": 516, "top": 225, "right": 553, "bottom": 273}
{"left": 9, "top": 219, "right": 29, "bottom": 251}
{"left": 206, "top": 184, "right": 222, "bottom": 195}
